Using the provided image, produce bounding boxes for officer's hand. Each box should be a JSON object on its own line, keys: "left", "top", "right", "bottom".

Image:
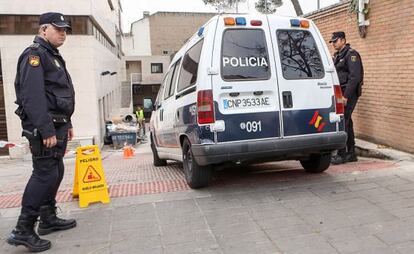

{"left": 43, "top": 136, "right": 57, "bottom": 148}
{"left": 343, "top": 97, "right": 348, "bottom": 106}
{"left": 68, "top": 128, "right": 74, "bottom": 141}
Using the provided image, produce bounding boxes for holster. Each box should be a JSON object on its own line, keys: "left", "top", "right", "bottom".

{"left": 22, "top": 129, "right": 43, "bottom": 157}
{"left": 22, "top": 129, "right": 65, "bottom": 159}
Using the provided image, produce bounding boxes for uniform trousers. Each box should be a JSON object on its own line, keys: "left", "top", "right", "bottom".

{"left": 338, "top": 94, "right": 359, "bottom": 155}
{"left": 21, "top": 124, "right": 69, "bottom": 216}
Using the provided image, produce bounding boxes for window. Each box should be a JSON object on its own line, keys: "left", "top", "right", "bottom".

{"left": 163, "top": 71, "right": 173, "bottom": 100}
{"left": 151, "top": 63, "right": 163, "bottom": 73}
{"left": 177, "top": 39, "right": 203, "bottom": 92}
{"left": 163, "top": 50, "right": 169, "bottom": 55}
{"left": 163, "top": 60, "right": 181, "bottom": 99}
{"left": 221, "top": 29, "right": 270, "bottom": 81}
{"left": 67, "top": 16, "right": 93, "bottom": 35}
{"left": 277, "top": 30, "right": 324, "bottom": 79}
{"left": 0, "top": 15, "right": 38, "bottom": 34}
{"left": 170, "top": 59, "right": 182, "bottom": 95}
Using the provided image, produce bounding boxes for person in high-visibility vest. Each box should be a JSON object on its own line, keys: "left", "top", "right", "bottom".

{"left": 135, "top": 107, "right": 145, "bottom": 136}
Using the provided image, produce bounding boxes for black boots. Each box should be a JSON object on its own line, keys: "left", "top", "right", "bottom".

{"left": 38, "top": 205, "right": 77, "bottom": 236}
{"left": 346, "top": 151, "right": 358, "bottom": 163}
{"left": 331, "top": 149, "right": 358, "bottom": 165}
{"left": 7, "top": 214, "right": 51, "bottom": 252}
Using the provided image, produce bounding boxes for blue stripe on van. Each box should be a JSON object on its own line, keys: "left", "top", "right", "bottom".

{"left": 282, "top": 108, "right": 336, "bottom": 136}
{"left": 283, "top": 97, "right": 337, "bottom": 136}
{"left": 175, "top": 103, "right": 214, "bottom": 145}
{"left": 215, "top": 108, "right": 280, "bottom": 143}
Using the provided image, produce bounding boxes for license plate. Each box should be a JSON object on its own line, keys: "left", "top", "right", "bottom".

{"left": 223, "top": 96, "right": 271, "bottom": 110}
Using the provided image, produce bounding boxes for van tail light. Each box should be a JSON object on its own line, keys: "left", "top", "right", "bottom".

{"left": 334, "top": 85, "right": 345, "bottom": 115}
{"left": 197, "top": 89, "right": 215, "bottom": 124}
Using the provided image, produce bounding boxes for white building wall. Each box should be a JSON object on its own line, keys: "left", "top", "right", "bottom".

{"left": 0, "top": 0, "right": 120, "bottom": 44}
{"left": 0, "top": 0, "right": 128, "bottom": 157}
{"left": 124, "top": 19, "right": 151, "bottom": 56}
{"left": 124, "top": 55, "right": 170, "bottom": 85}
{"left": 0, "top": 36, "right": 33, "bottom": 144}
{"left": 0, "top": 35, "right": 123, "bottom": 148}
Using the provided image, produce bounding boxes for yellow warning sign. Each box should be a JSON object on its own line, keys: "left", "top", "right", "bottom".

{"left": 83, "top": 166, "right": 101, "bottom": 183}
{"left": 72, "top": 145, "right": 110, "bottom": 208}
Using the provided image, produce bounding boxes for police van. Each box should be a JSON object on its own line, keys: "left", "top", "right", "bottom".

{"left": 149, "top": 14, "right": 347, "bottom": 188}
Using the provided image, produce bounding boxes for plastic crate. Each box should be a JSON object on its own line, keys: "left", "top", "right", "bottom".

{"left": 111, "top": 132, "right": 137, "bottom": 148}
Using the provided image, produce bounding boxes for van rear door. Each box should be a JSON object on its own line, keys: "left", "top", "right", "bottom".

{"left": 211, "top": 16, "right": 281, "bottom": 143}
{"left": 268, "top": 17, "right": 337, "bottom": 137}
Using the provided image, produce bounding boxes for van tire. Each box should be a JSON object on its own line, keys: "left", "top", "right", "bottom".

{"left": 301, "top": 153, "right": 331, "bottom": 173}
{"left": 182, "top": 139, "right": 212, "bottom": 188}
{"left": 150, "top": 135, "right": 167, "bottom": 167}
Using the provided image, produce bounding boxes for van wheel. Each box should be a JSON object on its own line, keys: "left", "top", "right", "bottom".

{"left": 182, "top": 139, "right": 212, "bottom": 188}
{"left": 150, "top": 135, "right": 167, "bottom": 167}
{"left": 300, "top": 153, "right": 331, "bottom": 173}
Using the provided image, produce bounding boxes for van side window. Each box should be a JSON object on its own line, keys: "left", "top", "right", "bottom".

{"left": 170, "top": 58, "right": 182, "bottom": 95}
{"left": 162, "top": 70, "right": 173, "bottom": 100}
{"left": 177, "top": 39, "right": 204, "bottom": 92}
{"left": 277, "top": 30, "right": 325, "bottom": 79}
{"left": 154, "top": 83, "right": 164, "bottom": 108}
{"left": 221, "top": 29, "right": 270, "bottom": 81}
{"left": 163, "top": 59, "right": 181, "bottom": 99}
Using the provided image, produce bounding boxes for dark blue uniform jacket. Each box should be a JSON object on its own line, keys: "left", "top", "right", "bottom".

{"left": 14, "top": 36, "right": 75, "bottom": 139}
{"left": 333, "top": 44, "right": 364, "bottom": 99}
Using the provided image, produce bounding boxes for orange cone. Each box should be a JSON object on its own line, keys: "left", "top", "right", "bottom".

{"left": 129, "top": 146, "right": 134, "bottom": 157}
{"left": 123, "top": 146, "right": 133, "bottom": 159}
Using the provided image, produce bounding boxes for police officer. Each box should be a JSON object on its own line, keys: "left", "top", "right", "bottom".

{"left": 7, "top": 12, "right": 76, "bottom": 252}
{"left": 329, "top": 31, "right": 364, "bottom": 165}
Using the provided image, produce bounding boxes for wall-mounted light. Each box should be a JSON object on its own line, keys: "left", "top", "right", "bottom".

{"left": 101, "top": 71, "right": 110, "bottom": 76}
{"left": 110, "top": 72, "right": 117, "bottom": 75}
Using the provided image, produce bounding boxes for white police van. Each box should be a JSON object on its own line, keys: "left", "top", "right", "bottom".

{"left": 149, "top": 14, "right": 347, "bottom": 188}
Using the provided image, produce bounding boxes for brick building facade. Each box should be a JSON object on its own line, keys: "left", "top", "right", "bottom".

{"left": 307, "top": 0, "right": 414, "bottom": 153}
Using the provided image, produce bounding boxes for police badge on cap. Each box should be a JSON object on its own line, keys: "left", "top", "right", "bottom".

{"left": 39, "top": 12, "right": 71, "bottom": 29}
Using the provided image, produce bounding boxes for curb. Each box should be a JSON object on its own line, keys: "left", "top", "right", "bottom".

{"left": 355, "top": 138, "right": 414, "bottom": 162}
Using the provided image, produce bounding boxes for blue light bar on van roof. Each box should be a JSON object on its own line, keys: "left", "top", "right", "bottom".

{"left": 290, "top": 19, "right": 301, "bottom": 27}
{"left": 198, "top": 27, "right": 204, "bottom": 37}
{"left": 235, "top": 17, "right": 246, "bottom": 26}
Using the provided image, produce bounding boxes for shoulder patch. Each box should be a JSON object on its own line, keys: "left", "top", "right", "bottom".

{"left": 30, "top": 43, "right": 40, "bottom": 49}
{"left": 28, "top": 55, "right": 40, "bottom": 67}
{"left": 351, "top": 55, "right": 358, "bottom": 62}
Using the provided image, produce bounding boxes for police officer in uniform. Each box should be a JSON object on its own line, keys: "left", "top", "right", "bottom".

{"left": 329, "top": 31, "right": 364, "bottom": 165}
{"left": 7, "top": 12, "right": 76, "bottom": 252}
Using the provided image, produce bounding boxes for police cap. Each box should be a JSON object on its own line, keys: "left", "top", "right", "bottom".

{"left": 329, "top": 31, "right": 346, "bottom": 43}
{"left": 39, "top": 12, "right": 71, "bottom": 28}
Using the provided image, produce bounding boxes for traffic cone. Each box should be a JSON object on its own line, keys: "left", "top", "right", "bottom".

{"left": 123, "top": 146, "right": 133, "bottom": 159}
{"left": 129, "top": 146, "right": 135, "bottom": 157}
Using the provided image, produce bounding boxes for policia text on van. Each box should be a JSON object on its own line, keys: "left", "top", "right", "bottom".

{"left": 149, "top": 15, "right": 347, "bottom": 188}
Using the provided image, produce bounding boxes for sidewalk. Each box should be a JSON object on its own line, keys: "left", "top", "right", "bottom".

{"left": 0, "top": 139, "right": 413, "bottom": 253}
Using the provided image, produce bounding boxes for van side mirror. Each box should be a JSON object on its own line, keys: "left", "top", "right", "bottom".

{"left": 143, "top": 98, "right": 154, "bottom": 112}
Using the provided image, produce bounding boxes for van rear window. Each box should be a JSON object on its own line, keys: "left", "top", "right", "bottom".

{"left": 221, "top": 29, "right": 270, "bottom": 81}
{"left": 277, "top": 30, "right": 324, "bottom": 79}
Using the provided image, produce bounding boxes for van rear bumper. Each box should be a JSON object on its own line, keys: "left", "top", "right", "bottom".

{"left": 191, "top": 132, "right": 347, "bottom": 166}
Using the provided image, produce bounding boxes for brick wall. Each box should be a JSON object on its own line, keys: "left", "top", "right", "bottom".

{"left": 307, "top": 0, "right": 414, "bottom": 153}
{"left": 149, "top": 12, "right": 215, "bottom": 56}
